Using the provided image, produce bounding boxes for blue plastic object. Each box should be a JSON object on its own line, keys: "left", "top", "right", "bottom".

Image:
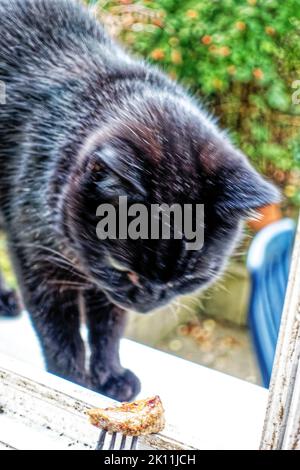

{"left": 247, "top": 218, "right": 296, "bottom": 387}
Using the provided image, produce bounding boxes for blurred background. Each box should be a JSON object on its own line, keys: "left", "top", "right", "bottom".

{"left": 1, "top": 0, "right": 300, "bottom": 386}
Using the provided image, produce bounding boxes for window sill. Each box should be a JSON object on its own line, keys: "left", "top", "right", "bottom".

{"left": 0, "top": 314, "right": 267, "bottom": 450}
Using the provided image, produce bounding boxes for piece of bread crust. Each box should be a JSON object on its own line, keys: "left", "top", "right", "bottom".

{"left": 87, "top": 396, "right": 165, "bottom": 436}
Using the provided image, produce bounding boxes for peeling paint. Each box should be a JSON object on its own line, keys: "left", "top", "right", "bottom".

{"left": 261, "top": 215, "right": 300, "bottom": 450}
{"left": 0, "top": 355, "right": 194, "bottom": 450}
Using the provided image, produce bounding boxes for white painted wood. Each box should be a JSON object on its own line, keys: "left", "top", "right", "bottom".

{"left": 261, "top": 214, "right": 300, "bottom": 450}
{"left": 0, "top": 314, "right": 268, "bottom": 450}
{"left": 0, "top": 353, "right": 188, "bottom": 450}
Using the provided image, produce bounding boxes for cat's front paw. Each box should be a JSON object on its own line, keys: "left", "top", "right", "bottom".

{"left": 92, "top": 368, "right": 141, "bottom": 402}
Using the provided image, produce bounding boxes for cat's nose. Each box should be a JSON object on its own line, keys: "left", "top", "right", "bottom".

{"left": 127, "top": 272, "right": 140, "bottom": 287}
{"left": 127, "top": 281, "right": 175, "bottom": 313}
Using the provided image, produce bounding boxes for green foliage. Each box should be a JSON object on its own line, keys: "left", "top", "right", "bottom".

{"left": 88, "top": 0, "right": 300, "bottom": 206}
{"left": 0, "top": 234, "right": 16, "bottom": 288}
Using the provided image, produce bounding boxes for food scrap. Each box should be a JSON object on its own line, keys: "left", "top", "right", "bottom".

{"left": 87, "top": 396, "right": 165, "bottom": 437}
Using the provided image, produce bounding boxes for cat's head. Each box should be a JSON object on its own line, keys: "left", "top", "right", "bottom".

{"left": 64, "top": 94, "right": 280, "bottom": 313}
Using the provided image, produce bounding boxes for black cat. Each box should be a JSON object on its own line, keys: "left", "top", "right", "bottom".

{"left": 0, "top": 0, "right": 279, "bottom": 400}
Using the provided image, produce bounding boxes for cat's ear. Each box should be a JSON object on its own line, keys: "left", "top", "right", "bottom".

{"left": 215, "top": 158, "right": 281, "bottom": 217}
{"left": 89, "top": 142, "right": 147, "bottom": 197}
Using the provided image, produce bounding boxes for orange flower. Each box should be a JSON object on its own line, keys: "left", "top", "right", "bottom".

{"left": 247, "top": 0, "right": 257, "bottom": 5}
{"left": 253, "top": 68, "right": 264, "bottom": 80}
{"left": 218, "top": 46, "right": 231, "bottom": 57}
{"left": 227, "top": 65, "right": 236, "bottom": 75}
{"left": 202, "top": 35, "right": 212, "bottom": 45}
{"left": 186, "top": 9, "right": 198, "bottom": 19}
{"left": 265, "top": 26, "right": 276, "bottom": 36}
{"left": 274, "top": 170, "right": 285, "bottom": 183}
{"left": 235, "top": 21, "right": 246, "bottom": 31}
{"left": 171, "top": 50, "right": 183, "bottom": 65}
{"left": 152, "top": 18, "right": 164, "bottom": 28}
{"left": 151, "top": 48, "right": 165, "bottom": 61}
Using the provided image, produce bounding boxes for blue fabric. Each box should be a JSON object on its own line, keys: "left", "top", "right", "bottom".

{"left": 247, "top": 218, "right": 296, "bottom": 387}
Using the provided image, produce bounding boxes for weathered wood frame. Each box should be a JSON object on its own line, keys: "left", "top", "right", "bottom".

{"left": 261, "top": 213, "right": 300, "bottom": 450}
{"left": 0, "top": 353, "right": 193, "bottom": 450}
{"left": 0, "top": 216, "right": 299, "bottom": 450}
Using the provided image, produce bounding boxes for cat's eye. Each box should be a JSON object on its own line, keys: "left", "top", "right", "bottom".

{"left": 107, "top": 256, "right": 140, "bottom": 285}
{"left": 90, "top": 161, "right": 104, "bottom": 173}
{"left": 108, "top": 255, "right": 130, "bottom": 273}
{"left": 93, "top": 163, "right": 102, "bottom": 172}
{"left": 92, "top": 145, "right": 147, "bottom": 197}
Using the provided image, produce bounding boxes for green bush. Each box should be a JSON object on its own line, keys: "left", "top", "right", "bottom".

{"left": 88, "top": 0, "right": 300, "bottom": 207}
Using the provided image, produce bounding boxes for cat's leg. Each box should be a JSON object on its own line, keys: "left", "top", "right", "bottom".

{"left": 23, "top": 280, "right": 88, "bottom": 388}
{"left": 84, "top": 289, "right": 141, "bottom": 401}
{"left": 0, "top": 271, "right": 20, "bottom": 318}
{"left": 6, "top": 237, "right": 89, "bottom": 386}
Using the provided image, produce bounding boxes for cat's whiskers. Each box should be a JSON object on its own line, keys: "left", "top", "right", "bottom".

{"left": 47, "top": 280, "right": 92, "bottom": 290}
{"left": 45, "top": 255, "right": 87, "bottom": 279}
{"left": 168, "top": 301, "right": 179, "bottom": 323}
{"left": 231, "top": 250, "right": 247, "bottom": 257}
{"left": 12, "top": 241, "right": 77, "bottom": 267}
{"left": 12, "top": 242, "right": 90, "bottom": 283}
{"left": 173, "top": 299, "right": 182, "bottom": 315}
{"left": 178, "top": 301, "right": 197, "bottom": 317}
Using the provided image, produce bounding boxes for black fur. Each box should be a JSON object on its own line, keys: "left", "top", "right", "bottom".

{"left": 0, "top": 0, "right": 279, "bottom": 400}
{"left": 0, "top": 272, "right": 19, "bottom": 318}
